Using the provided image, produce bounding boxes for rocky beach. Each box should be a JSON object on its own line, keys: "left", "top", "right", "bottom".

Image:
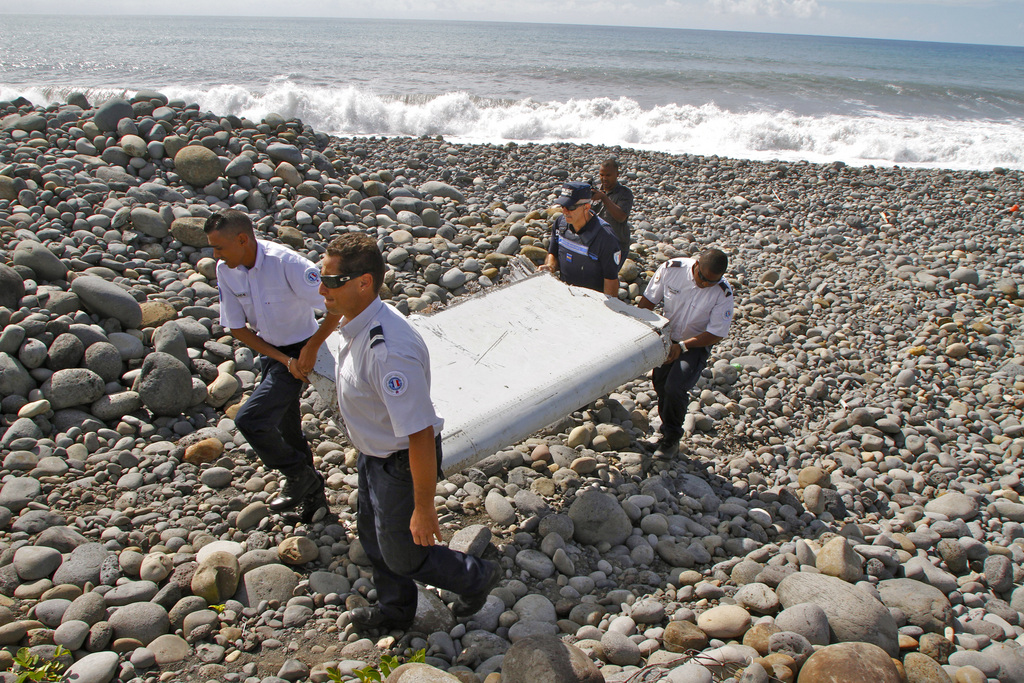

{"left": 0, "top": 91, "right": 1023, "bottom": 683}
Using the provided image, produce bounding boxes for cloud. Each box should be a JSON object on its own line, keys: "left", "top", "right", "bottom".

{"left": 710, "top": 0, "right": 822, "bottom": 18}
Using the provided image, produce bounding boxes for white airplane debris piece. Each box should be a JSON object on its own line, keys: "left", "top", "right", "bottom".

{"left": 311, "top": 273, "right": 670, "bottom": 475}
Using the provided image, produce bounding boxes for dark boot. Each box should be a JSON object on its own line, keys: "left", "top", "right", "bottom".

{"left": 300, "top": 473, "right": 329, "bottom": 523}
{"left": 451, "top": 561, "right": 503, "bottom": 617}
{"left": 269, "top": 465, "right": 320, "bottom": 512}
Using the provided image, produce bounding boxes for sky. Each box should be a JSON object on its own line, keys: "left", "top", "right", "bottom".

{"left": 3, "top": 0, "right": 1024, "bottom": 47}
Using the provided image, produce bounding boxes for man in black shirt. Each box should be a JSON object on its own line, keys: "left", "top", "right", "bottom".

{"left": 592, "top": 158, "right": 634, "bottom": 256}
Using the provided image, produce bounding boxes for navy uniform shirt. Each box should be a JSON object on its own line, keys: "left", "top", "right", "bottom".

{"left": 547, "top": 214, "right": 621, "bottom": 292}
{"left": 335, "top": 297, "right": 445, "bottom": 458}
{"left": 594, "top": 182, "right": 634, "bottom": 249}
{"left": 217, "top": 239, "right": 324, "bottom": 347}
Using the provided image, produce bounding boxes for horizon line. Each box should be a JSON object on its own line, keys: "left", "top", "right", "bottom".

{"left": 1, "top": 13, "right": 1022, "bottom": 50}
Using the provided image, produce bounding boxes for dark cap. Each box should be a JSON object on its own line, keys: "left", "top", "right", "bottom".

{"left": 554, "top": 181, "right": 593, "bottom": 207}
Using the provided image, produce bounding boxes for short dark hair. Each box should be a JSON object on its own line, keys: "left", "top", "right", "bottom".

{"left": 327, "top": 233, "right": 385, "bottom": 294}
{"left": 700, "top": 248, "right": 728, "bottom": 276}
{"left": 204, "top": 210, "right": 254, "bottom": 237}
{"left": 601, "top": 157, "right": 620, "bottom": 172}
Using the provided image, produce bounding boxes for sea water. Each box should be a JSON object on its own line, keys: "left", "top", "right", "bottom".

{"left": 2, "top": 15, "right": 1023, "bottom": 170}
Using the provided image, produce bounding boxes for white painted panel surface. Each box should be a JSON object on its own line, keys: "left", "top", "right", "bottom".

{"left": 311, "top": 273, "right": 670, "bottom": 475}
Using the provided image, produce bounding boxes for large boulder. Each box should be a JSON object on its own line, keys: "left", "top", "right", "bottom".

{"left": 169, "top": 217, "right": 210, "bottom": 248}
{"left": 42, "top": 368, "right": 105, "bottom": 410}
{"left": 777, "top": 572, "right": 899, "bottom": 656}
{"left": 569, "top": 489, "right": 632, "bottom": 546}
{"left": 797, "top": 642, "right": 902, "bottom": 682}
{"left": 876, "top": 578, "right": 952, "bottom": 634}
{"left": 129, "top": 207, "right": 169, "bottom": 238}
{"left": 13, "top": 241, "right": 67, "bottom": 281}
{"left": 174, "top": 146, "right": 222, "bottom": 186}
{"left": 70, "top": 276, "right": 143, "bottom": 329}
{"left": 924, "top": 491, "right": 978, "bottom": 520}
{"left": 240, "top": 564, "right": 298, "bottom": 607}
{"left": 499, "top": 635, "right": 602, "bottom": 683}
{"left": 419, "top": 181, "right": 465, "bottom": 204}
{"left": 60, "top": 651, "right": 119, "bottom": 683}
{"left": 0, "top": 263, "right": 24, "bottom": 308}
{"left": 108, "top": 602, "right": 170, "bottom": 646}
{"left": 52, "top": 544, "right": 113, "bottom": 588}
{"left": 0, "top": 353, "right": 34, "bottom": 397}
{"left": 135, "top": 352, "right": 192, "bottom": 416}
{"left": 94, "top": 98, "right": 133, "bottom": 132}
{"left": 191, "top": 551, "right": 240, "bottom": 604}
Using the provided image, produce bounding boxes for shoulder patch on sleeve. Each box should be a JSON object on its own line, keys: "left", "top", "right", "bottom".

{"left": 303, "top": 267, "right": 321, "bottom": 287}
{"left": 382, "top": 371, "right": 408, "bottom": 396}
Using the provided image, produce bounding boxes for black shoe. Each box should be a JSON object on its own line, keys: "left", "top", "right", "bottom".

{"left": 653, "top": 439, "right": 680, "bottom": 460}
{"left": 349, "top": 605, "right": 413, "bottom": 632}
{"left": 300, "top": 476, "right": 329, "bottom": 524}
{"left": 269, "top": 465, "right": 321, "bottom": 512}
{"left": 451, "top": 561, "right": 502, "bottom": 618}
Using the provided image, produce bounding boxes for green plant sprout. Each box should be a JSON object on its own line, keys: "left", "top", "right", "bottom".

{"left": 12, "top": 646, "right": 69, "bottom": 683}
{"left": 326, "top": 648, "right": 426, "bottom": 682}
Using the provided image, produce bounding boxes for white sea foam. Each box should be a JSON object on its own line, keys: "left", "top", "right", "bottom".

{"left": 4, "top": 84, "right": 1023, "bottom": 171}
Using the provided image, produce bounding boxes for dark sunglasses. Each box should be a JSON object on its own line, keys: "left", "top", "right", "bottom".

{"left": 696, "top": 267, "right": 723, "bottom": 285}
{"left": 320, "top": 271, "right": 365, "bottom": 289}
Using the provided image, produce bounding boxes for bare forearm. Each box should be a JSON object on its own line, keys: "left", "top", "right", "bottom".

{"left": 683, "top": 332, "right": 723, "bottom": 348}
{"left": 229, "top": 327, "right": 289, "bottom": 365}
{"left": 407, "top": 427, "right": 438, "bottom": 511}
{"left": 603, "top": 279, "right": 619, "bottom": 297}
{"left": 308, "top": 312, "right": 341, "bottom": 347}
{"left": 407, "top": 426, "right": 442, "bottom": 546}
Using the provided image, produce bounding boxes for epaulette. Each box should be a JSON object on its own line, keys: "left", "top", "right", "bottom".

{"left": 718, "top": 281, "right": 733, "bottom": 297}
{"left": 667, "top": 259, "right": 685, "bottom": 268}
{"left": 369, "top": 324, "right": 385, "bottom": 348}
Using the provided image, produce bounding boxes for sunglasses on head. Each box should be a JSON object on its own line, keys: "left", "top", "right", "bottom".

{"left": 320, "top": 271, "right": 365, "bottom": 289}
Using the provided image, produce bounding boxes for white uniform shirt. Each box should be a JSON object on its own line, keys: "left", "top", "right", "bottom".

{"left": 335, "top": 297, "right": 445, "bottom": 458}
{"left": 217, "top": 239, "right": 324, "bottom": 347}
{"left": 643, "top": 257, "right": 734, "bottom": 342}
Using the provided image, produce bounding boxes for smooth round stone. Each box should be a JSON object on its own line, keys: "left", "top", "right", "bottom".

{"left": 148, "top": 633, "right": 191, "bottom": 664}
{"left": 697, "top": 604, "right": 751, "bottom": 639}
{"left": 14, "top": 545, "right": 63, "bottom": 581}
{"left": 54, "top": 619, "right": 90, "bottom": 651}
{"left": 278, "top": 536, "right": 318, "bottom": 565}
{"left": 734, "top": 583, "right": 779, "bottom": 613}
{"left": 600, "top": 630, "right": 641, "bottom": 666}
{"left": 199, "top": 467, "right": 233, "bottom": 488}
{"left": 108, "top": 601, "right": 170, "bottom": 645}
{"left": 60, "top": 651, "right": 120, "bottom": 683}
{"left": 799, "top": 642, "right": 902, "bottom": 682}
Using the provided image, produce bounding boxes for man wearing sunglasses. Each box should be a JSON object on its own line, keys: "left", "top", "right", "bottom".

{"left": 540, "top": 181, "right": 621, "bottom": 296}
{"left": 319, "top": 233, "right": 501, "bottom": 632}
{"left": 638, "top": 249, "right": 733, "bottom": 459}
{"left": 205, "top": 210, "right": 339, "bottom": 522}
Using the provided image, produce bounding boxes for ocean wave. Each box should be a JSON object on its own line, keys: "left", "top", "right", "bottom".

{"left": 3, "top": 84, "right": 1022, "bottom": 171}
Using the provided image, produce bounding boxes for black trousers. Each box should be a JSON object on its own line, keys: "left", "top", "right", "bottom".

{"left": 356, "top": 435, "right": 492, "bottom": 622}
{"left": 652, "top": 346, "right": 710, "bottom": 443}
{"left": 234, "top": 340, "right": 314, "bottom": 474}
